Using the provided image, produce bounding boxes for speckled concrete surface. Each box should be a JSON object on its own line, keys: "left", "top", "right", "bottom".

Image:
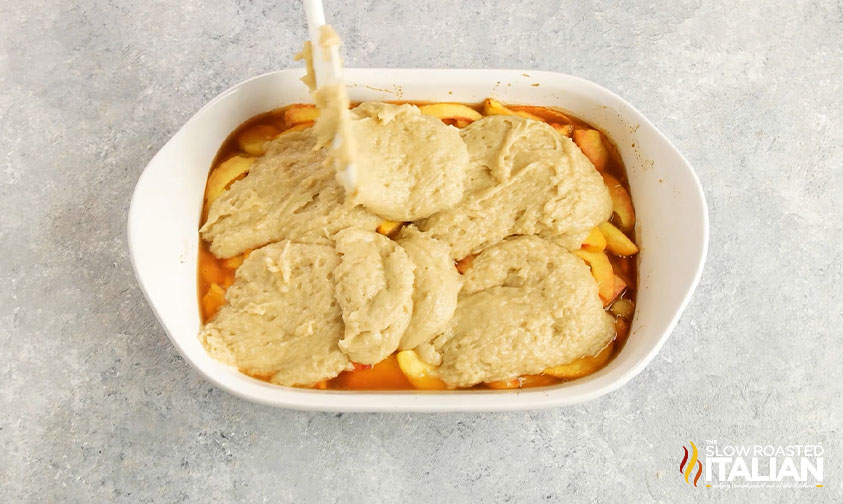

{"left": 1, "top": 0, "right": 841, "bottom": 502}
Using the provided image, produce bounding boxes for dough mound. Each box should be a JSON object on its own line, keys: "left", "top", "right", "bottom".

{"left": 435, "top": 236, "right": 615, "bottom": 388}
{"left": 350, "top": 102, "right": 469, "bottom": 221}
{"left": 200, "top": 130, "right": 380, "bottom": 258}
{"left": 419, "top": 115, "right": 612, "bottom": 259}
{"left": 334, "top": 228, "right": 415, "bottom": 364}
{"left": 199, "top": 241, "right": 351, "bottom": 386}
{"left": 396, "top": 226, "right": 462, "bottom": 350}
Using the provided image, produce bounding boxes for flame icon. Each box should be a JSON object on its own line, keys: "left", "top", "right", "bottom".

{"left": 679, "top": 441, "right": 703, "bottom": 487}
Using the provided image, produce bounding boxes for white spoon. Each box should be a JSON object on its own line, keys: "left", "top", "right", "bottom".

{"left": 302, "top": 0, "right": 357, "bottom": 193}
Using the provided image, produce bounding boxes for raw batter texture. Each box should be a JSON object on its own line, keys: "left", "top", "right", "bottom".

{"left": 419, "top": 115, "right": 612, "bottom": 258}
{"left": 200, "top": 131, "right": 380, "bottom": 258}
{"left": 334, "top": 228, "right": 415, "bottom": 364}
{"left": 396, "top": 226, "right": 462, "bottom": 351}
{"left": 199, "top": 241, "right": 352, "bottom": 386}
{"left": 348, "top": 102, "right": 469, "bottom": 221}
{"left": 435, "top": 236, "right": 615, "bottom": 387}
{"left": 199, "top": 81, "right": 617, "bottom": 386}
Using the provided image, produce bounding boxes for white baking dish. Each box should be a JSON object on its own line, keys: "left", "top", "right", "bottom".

{"left": 127, "top": 68, "right": 708, "bottom": 412}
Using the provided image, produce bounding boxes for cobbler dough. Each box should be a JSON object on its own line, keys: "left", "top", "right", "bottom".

{"left": 200, "top": 131, "right": 380, "bottom": 258}
{"left": 396, "top": 226, "right": 462, "bottom": 350}
{"left": 435, "top": 236, "right": 615, "bottom": 388}
{"left": 199, "top": 241, "right": 351, "bottom": 386}
{"left": 348, "top": 102, "right": 469, "bottom": 221}
{"left": 334, "top": 228, "right": 415, "bottom": 364}
{"left": 419, "top": 115, "right": 612, "bottom": 259}
{"left": 199, "top": 78, "right": 622, "bottom": 386}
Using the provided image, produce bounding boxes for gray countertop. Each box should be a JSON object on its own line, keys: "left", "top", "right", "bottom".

{"left": 1, "top": 1, "right": 841, "bottom": 502}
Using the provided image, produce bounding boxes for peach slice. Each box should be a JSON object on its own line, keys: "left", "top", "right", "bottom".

{"left": 485, "top": 377, "right": 522, "bottom": 389}
{"left": 610, "top": 299, "right": 635, "bottom": 318}
{"left": 396, "top": 350, "right": 448, "bottom": 390}
{"left": 298, "top": 380, "right": 329, "bottom": 390}
{"left": 602, "top": 174, "right": 636, "bottom": 231}
{"left": 455, "top": 254, "right": 475, "bottom": 274}
{"left": 198, "top": 247, "right": 227, "bottom": 285}
{"left": 581, "top": 227, "right": 607, "bottom": 252}
{"left": 509, "top": 105, "right": 572, "bottom": 124}
{"left": 544, "top": 342, "right": 615, "bottom": 380}
{"left": 222, "top": 249, "right": 251, "bottom": 271}
{"left": 237, "top": 124, "right": 282, "bottom": 156}
{"left": 375, "top": 220, "right": 403, "bottom": 237}
{"left": 574, "top": 249, "right": 615, "bottom": 303}
{"left": 551, "top": 123, "right": 574, "bottom": 137}
{"left": 614, "top": 317, "right": 631, "bottom": 345}
{"left": 572, "top": 129, "right": 609, "bottom": 172}
{"left": 598, "top": 222, "right": 639, "bottom": 256}
{"left": 335, "top": 354, "right": 413, "bottom": 390}
{"left": 205, "top": 155, "right": 255, "bottom": 205}
{"left": 202, "top": 283, "right": 226, "bottom": 320}
{"left": 607, "top": 274, "right": 627, "bottom": 306}
{"left": 482, "top": 98, "right": 543, "bottom": 121}
{"left": 284, "top": 104, "right": 319, "bottom": 127}
{"left": 419, "top": 103, "right": 482, "bottom": 123}
{"left": 280, "top": 122, "right": 314, "bottom": 135}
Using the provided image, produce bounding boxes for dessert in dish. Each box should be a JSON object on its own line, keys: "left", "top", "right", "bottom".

{"left": 197, "top": 93, "right": 638, "bottom": 390}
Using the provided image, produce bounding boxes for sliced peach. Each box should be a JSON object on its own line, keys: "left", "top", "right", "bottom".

{"left": 610, "top": 299, "right": 635, "bottom": 318}
{"left": 199, "top": 247, "right": 227, "bottom": 285}
{"left": 544, "top": 342, "right": 615, "bottom": 380}
{"left": 298, "top": 380, "right": 329, "bottom": 389}
{"left": 205, "top": 155, "right": 255, "bottom": 205}
{"left": 280, "top": 122, "right": 314, "bottom": 135}
{"left": 237, "top": 124, "right": 282, "bottom": 156}
{"left": 574, "top": 249, "right": 615, "bottom": 303}
{"left": 375, "top": 220, "right": 403, "bottom": 237}
{"left": 396, "top": 350, "right": 448, "bottom": 390}
{"left": 201, "top": 283, "right": 226, "bottom": 320}
{"left": 419, "top": 103, "right": 482, "bottom": 123}
{"left": 602, "top": 174, "right": 636, "bottom": 231}
{"left": 455, "top": 254, "right": 475, "bottom": 274}
{"left": 284, "top": 104, "right": 319, "bottom": 127}
{"left": 485, "top": 377, "right": 522, "bottom": 389}
{"left": 581, "top": 227, "right": 607, "bottom": 252}
{"left": 607, "top": 274, "right": 627, "bottom": 306}
{"left": 572, "top": 129, "right": 609, "bottom": 171}
{"left": 454, "top": 119, "right": 471, "bottom": 128}
{"left": 615, "top": 317, "right": 631, "bottom": 345}
{"left": 598, "top": 222, "right": 639, "bottom": 256}
{"left": 222, "top": 250, "right": 249, "bottom": 271}
{"left": 482, "top": 98, "right": 543, "bottom": 121}
{"left": 510, "top": 105, "right": 572, "bottom": 124}
{"left": 551, "top": 123, "right": 574, "bottom": 137}
{"left": 334, "top": 354, "right": 413, "bottom": 390}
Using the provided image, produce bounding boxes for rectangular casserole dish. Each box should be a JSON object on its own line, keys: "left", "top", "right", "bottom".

{"left": 127, "top": 69, "right": 708, "bottom": 412}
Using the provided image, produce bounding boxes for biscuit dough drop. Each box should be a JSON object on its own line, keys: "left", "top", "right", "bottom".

{"left": 199, "top": 241, "right": 351, "bottom": 386}
{"left": 334, "top": 228, "right": 415, "bottom": 364}
{"left": 419, "top": 115, "right": 612, "bottom": 258}
{"left": 396, "top": 226, "right": 462, "bottom": 351}
{"left": 200, "top": 131, "right": 380, "bottom": 258}
{"left": 348, "top": 102, "right": 469, "bottom": 221}
{"left": 435, "top": 236, "right": 615, "bottom": 388}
